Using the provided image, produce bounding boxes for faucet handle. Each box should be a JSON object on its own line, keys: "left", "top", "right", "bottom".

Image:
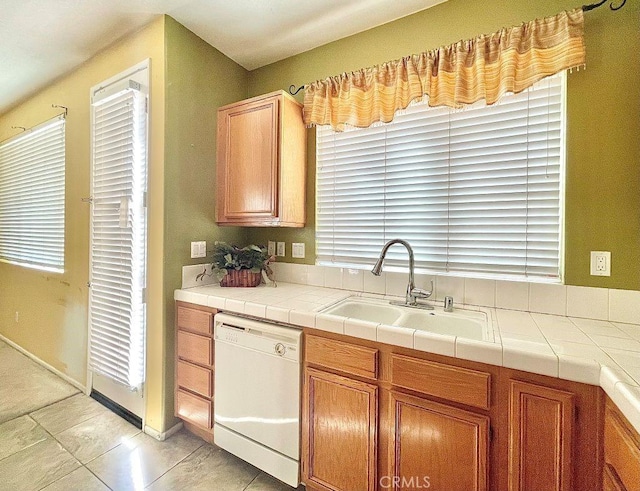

{"left": 411, "top": 288, "right": 430, "bottom": 298}
{"left": 411, "top": 280, "right": 434, "bottom": 299}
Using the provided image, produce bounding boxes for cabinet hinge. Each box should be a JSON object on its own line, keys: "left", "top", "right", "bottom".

{"left": 142, "top": 287, "right": 147, "bottom": 304}
{"left": 143, "top": 191, "right": 148, "bottom": 208}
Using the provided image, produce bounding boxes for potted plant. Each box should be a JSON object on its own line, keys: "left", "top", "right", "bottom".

{"left": 211, "top": 242, "right": 274, "bottom": 287}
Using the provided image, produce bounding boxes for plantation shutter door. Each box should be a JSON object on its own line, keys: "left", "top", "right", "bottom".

{"left": 0, "top": 117, "right": 65, "bottom": 272}
{"left": 316, "top": 74, "right": 564, "bottom": 280}
{"left": 89, "top": 84, "right": 147, "bottom": 390}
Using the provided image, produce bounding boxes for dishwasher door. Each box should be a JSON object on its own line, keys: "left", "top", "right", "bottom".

{"left": 213, "top": 313, "right": 302, "bottom": 485}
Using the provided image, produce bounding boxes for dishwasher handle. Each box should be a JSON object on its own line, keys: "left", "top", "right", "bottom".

{"left": 214, "top": 313, "right": 302, "bottom": 341}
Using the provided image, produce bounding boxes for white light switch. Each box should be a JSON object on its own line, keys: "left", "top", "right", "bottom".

{"left": 277, "top": 242, "right": 286, "bottom": 257}
{"left": 292, "top": 242, "right": 305, "bottom": 258}
{"left": 590, "top": 251, "right": 611, "bottom": 276}
{"left": 268, "top": 241, "right": 276, "bottom": 256}
{"left": 191, "top": 241, "right": 207, "bottom": 259}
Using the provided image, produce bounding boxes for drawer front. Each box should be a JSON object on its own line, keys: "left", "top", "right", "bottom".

{"left": 177, "top": 360, "right": 213, "bottom": 398}
{"left": 305, "top": 334, "right": 378, "bottom": 379}
{"left": 177, "top": 306, "right": 213, "bottom": 335}
{"left": 177, "top": 330, "right": 213, "bottom": 366}
{"left": 176, "top": 389, "right": 212, "bottom": 429}
{"left": 390, "top": 354, "right": 490, "bottom": 409}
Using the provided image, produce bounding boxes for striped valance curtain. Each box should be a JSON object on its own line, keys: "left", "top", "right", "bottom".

{"left": 304, "top": 8, "right": 585, "bottom": 131}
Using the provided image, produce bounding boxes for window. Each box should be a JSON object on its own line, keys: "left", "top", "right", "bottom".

{"left": 316, "top": 74, "right": 565, "bottom": 281}
{"left": 0, "top": 117, "right": 65, "bottom": 272}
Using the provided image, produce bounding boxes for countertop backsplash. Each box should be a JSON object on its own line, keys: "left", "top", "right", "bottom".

{"left": 182, "top": 262, "right": 640, "bottom": 324}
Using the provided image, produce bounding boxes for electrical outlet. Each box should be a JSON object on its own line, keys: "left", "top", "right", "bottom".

{"left": 277, "top": 242, "right": 286, "bottom": 257}
{"left": 590, "top": 251, "right": 611, "bottom": 276}
{"left": 268, "top": 241, "right": 276, "bottom": 256}
{"left": 292, "top": 242, "right": 305, "bottom": 258}
{"left": 190, "top": 241, "right": 207, "bottom": 259}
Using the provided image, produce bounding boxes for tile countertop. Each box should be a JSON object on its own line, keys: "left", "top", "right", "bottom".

{"left": 174, "top": 282, "right": 640, "bottom": 433}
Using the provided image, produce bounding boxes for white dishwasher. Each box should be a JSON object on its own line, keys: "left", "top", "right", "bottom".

{"left": 213, "top": 313, "right": 302, "bottom": 487}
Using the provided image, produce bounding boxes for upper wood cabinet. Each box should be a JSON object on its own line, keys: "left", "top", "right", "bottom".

{"left": 216, "top": 91, "right": 306, "bottom": 227}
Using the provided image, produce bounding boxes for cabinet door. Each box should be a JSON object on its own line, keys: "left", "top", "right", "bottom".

{"left": 508, "top": 380, "right": 574, "bottom": 491}
{"left": 603, "top": 465, "right": 627, "bottom": 491}
{"left": 217, "top": 96, "right": 279, "bottom": 222}
{"left": 389, "top": 391, "right": 489, "bottom": 491}
{"left": 302, "top": 367, "right": 377, "bottom": 491}
{"left": 604, "top": 399, "right": 640, "bottom": 491}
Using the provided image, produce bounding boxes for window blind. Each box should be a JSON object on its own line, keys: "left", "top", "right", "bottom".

{"left": 89, "top": 85, "right": 147, "bottom": 390}
{"left": 0, "top": 117, "right": 65, "bottom": 272}
{"left": 316, "top": 74, "right": 565, "bottom": 280}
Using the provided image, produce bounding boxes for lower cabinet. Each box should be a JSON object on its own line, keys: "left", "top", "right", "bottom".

{"left": 604, "top": 465, "right": 627, "bottom": 491}
{"left": 174, "top": 301, "right": 217, "bottom": 443}
{"left": 302, "top": 367, "right": 378, "bottom": 491}
{"left": 302, "top": 332, "right": 491, "bottom": 491}
{"left": 603, "top": 396, "right": 640, "bottom": 491}
{"left": 508, "top": 380, "right": 574, "bottom": 491}
{"left": 302, "top": 329, "right": 602, "bottom": 491}
{"left": 389, "top": 391, "right": 489, "bottom": 491}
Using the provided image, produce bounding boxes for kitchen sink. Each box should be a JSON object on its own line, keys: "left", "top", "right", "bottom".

{"left": 322, "top": 296, "right": 490, "bottom": 341}
{"left": 324, "top": 300, "right": 404, "bottom": 325}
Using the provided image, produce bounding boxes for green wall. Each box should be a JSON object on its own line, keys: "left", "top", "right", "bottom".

{"left": 245, "top": 0, "right": 640, "bottom": 290}
{"left": 163, "top": 17, "right": 248, "bottom": 424}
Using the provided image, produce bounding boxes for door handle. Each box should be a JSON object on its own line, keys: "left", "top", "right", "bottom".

{"left": 119, "top": 197, "right": 130, "bottom": 228}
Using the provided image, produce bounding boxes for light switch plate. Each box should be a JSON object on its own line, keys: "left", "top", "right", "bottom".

{"left": 590, "top": 251, "right": 611, "bottom": 276}
{"left": 292, "top": 242, "right": 305, "bottom": 258}
{"left": 268, "top": 241, "right": 276, "bottom": 256}
{"left": 277, "top": 242, "right": 286, "bottom": 257}
{"left": 190, "top": 241, "right": 207, "bottom": 259}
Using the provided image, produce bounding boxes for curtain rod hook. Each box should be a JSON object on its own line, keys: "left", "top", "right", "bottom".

{"left": 52, "top": 104, "right": 68, "bottom": 117}
{"left": 289, "top": 85, "right": 304, "bottom": 96}
{"left": 610, "top": 0, "right": 626, "bottom": 10}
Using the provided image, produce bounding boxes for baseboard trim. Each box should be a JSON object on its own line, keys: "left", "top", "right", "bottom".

{"left": 0, "top": 333, "right": 86, "bottom": 392}
{"left": 144, "top": 421, "right": 184, "bottom": 441}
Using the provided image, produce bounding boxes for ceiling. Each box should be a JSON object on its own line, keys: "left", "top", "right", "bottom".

{"left": 0, "top": 0, "right": 445, "bottom": 115}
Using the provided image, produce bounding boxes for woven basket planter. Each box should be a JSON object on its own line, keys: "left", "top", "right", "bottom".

{"left": 220, "top": 269, "right": 262, "bottom": 287}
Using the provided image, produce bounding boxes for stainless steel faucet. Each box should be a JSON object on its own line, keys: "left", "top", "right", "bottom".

{"left": 371, "top": 239, "right": 433, "bottom": 309}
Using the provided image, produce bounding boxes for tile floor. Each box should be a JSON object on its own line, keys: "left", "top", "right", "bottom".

{"left": 0, "top": 340, "right": 302, "bottom": 490}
